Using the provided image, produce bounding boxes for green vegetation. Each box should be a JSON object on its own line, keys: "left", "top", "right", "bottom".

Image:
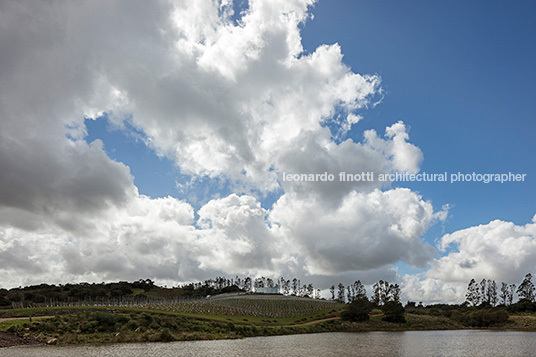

{"left": 340, "top": 298, "right": 372, "bottom": 322}
{"left": 0, "top": 302, "right": 345, "bottom": 346}
{"left": 3, "top": 294, "right": 536, "bottom": 347}
{"left": 450, "top": 309, "right": 509, "bottom": 327}
{"left": 0, "top": 278, "right": 245, "bottom": 309}
{"left": 2, "top": 274, "right": 536, "bottom": 347}
{"left": 382, "top": 301, "right": 406, "bottom": 323}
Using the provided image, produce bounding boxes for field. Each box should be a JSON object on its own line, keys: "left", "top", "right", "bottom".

{"left": 144, "top": 294, "right": 339, "bottom": 319}
{"left": 0, "top": 294, "right": 346, "bottom": 346}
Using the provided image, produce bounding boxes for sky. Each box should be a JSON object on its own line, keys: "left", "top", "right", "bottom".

{"left": 1, "top": 0, "right": 535, "bottom": 304}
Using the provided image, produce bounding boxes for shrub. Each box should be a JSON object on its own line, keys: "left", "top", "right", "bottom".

{"left": 507, "top": 299, "right": 536, "bottom": 313}
{"left": 126, "top": 319, "right": 139, "bottom": 330}
{"left": 382, "top": 301, "right": 406, "bottom": 323}
{"left": 451, "top": 309, "right": 509, "bottom": 327}
{"left": 81, "top": 320, "right": 99, "bottom": 333}
{"left": 91, "top": 312, "right": 128, "bottom": 331}
{"left": 157, "top": 328, "right": 174, "bottom": 342}
{"left": 341, "top": 297, "right": 372, "bottom": 322}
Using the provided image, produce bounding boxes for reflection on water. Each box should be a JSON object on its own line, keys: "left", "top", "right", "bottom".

{"left": 3, "top": 331, "right": 536, "bottom": 357}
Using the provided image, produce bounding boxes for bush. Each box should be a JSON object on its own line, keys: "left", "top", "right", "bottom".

{"left": 341, "top": 297, "right": 372, "bottom": 322}
{"left": 451, "top": 309, "right": 509, "bottom": 327}
{"left": 382, "top": 301, "right": 406, "bottom": 323}
{"left": 126, "top": 319, "right": 139, "bottom": 330}
{"left": 81, "top": 320, "right": 99, "bottom": 333}
{"left": 157, "top": 328, "right": 174, "bottom": 342}
{"left": 507, "top": 299, "right": 536, "bottom": 313}
{"left": 91, "top": 312, "right": 128, "bottom": 331}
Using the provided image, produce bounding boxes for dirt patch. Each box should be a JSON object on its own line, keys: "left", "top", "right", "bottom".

{"left": 0, "top": 331, "right": 42, "bottom": 348}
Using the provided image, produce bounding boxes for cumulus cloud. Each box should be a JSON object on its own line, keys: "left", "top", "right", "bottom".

{"left": 401, "top": 275, "right": 466, "bottom": 305}
{"left": 0, "top": 0, "right": 441, "bottom": 293}
{"left": 270, "top": 188, "right": 438, "bottom": 275}
{"left": 364, "top": 121, "right": 423, "bottom": 174}
{"left": 427, "top": 218, "right": 536, "bottom": 284}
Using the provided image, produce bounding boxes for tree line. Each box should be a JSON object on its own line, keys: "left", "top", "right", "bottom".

{"left": 465, "top": 273, "right": 535, "bottom": 307}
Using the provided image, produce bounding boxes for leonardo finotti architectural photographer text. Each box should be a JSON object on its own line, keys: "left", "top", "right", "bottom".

{"left": 282, "top": 171, "right": 527, "bottom": 184}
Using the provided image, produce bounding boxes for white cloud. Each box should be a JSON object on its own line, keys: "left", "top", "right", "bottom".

{"left": 364, "top": 121, "right": 423, "bottom": 174}
{"left": 270, "top": 188, "right": 439, "bottom": 275}
{"left": 427, "top": 218, "right": 536, "bottom": 284}
{"left": 0, "top": 0, "right": 446, "bottom": 296}
{"left": 401, "top": 274, "right": 466, "bottom": 305}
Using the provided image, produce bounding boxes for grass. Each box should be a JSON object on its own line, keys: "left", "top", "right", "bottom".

{"left": 0, "top": 319, "right": 32, "bottom": 332}
{"left": 0, "top": 306, "right": 345, "bottom": 346}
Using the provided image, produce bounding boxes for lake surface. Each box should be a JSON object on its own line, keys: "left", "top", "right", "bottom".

{"left": 3, "top": 331, "right": 536, "bottom": 356}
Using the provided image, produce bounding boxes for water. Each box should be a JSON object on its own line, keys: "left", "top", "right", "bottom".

{"left": 2, "top": 331, "right": 536, "bottom": 356}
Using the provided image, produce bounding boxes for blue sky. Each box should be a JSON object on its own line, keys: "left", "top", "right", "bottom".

{"left": 300, "top": 0, "right": 536, "bottom": 231}
{"left": 2, "top": 0, "right": 536, "bottom": 302}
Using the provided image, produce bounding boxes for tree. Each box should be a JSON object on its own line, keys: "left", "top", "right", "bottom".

{"left": 283, "top": 280, "right": 290, "bottom": 296}
{"left": 405, "top": 301, "right": 416, "bottom": 308}
{"left": 315, "top": 288, "right": 321, "bottom": 299}
{"left": 371, "top": 280, "right": 390, "bottom": 306}
{"left": 486, "top": 280, "right": 497, "bottom": 306}
{"left": 388, "top": 284, "right": 401, "bottom": 303}
{"left": 382, "top": 301, "right": 406, "bottom": 323}
{"left": 508, "top": 284, "right": 516, "bottom": 305}
{"left": 307, "top": 283, "right": 314, "bottom": 297}
{"left": 292, "top": 278, "right": 298, "bottom": 296}
{"left": 480, "top": 279, "right": 488, "bottom": 305}
{"left": 254, "top": 278, "right": 264, "bottom": 289}
{"left": 499, "top": 282, "right": 509, "bottom": 305}
{"left": 517, "top": 273, "right": 535, "bottom": 302}
{"left": 329, "top": 285, "right": 335, "bottom": 300}
{"left": 243, "top": 277, "right": 252, "bottom": 292}
{"left": 337, "top": 283, "right": 345, "bottom": 302}
{"left": 341, "top": 297, "right": 372, "bottom": 322}
{"left": 266, "top": 278, "right": 274, "bottom": 288}
{"left": 353, "top": 280, "right": 367, "bottom": 299}
{"left": 465, "top": 279, "right": 479, "bottom": 306}
{"left": 346, "top": 286, "right": 352, "bottom": 303}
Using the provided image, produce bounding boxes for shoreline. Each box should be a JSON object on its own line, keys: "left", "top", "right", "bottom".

{"left": 2, "top": 312, "right": 536, "bottom": 349}
{"left": 3, "top": 326, "right": 536, "bottom": 350}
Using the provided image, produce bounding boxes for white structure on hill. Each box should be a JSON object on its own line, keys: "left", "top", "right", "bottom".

{"left": 255, "top": 287, "right": 279, "bottom": 294}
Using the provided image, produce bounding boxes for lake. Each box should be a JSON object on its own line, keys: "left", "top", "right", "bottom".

{"left": 2, "top": 331, "right": 536, "bottom": 356}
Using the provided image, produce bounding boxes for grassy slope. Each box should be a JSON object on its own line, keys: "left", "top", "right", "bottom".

{"left": 0, "top": 299, "right": 346, "bottom": 345}
{"left": 2, "top": 301, "right": 536, "bottom": 346}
